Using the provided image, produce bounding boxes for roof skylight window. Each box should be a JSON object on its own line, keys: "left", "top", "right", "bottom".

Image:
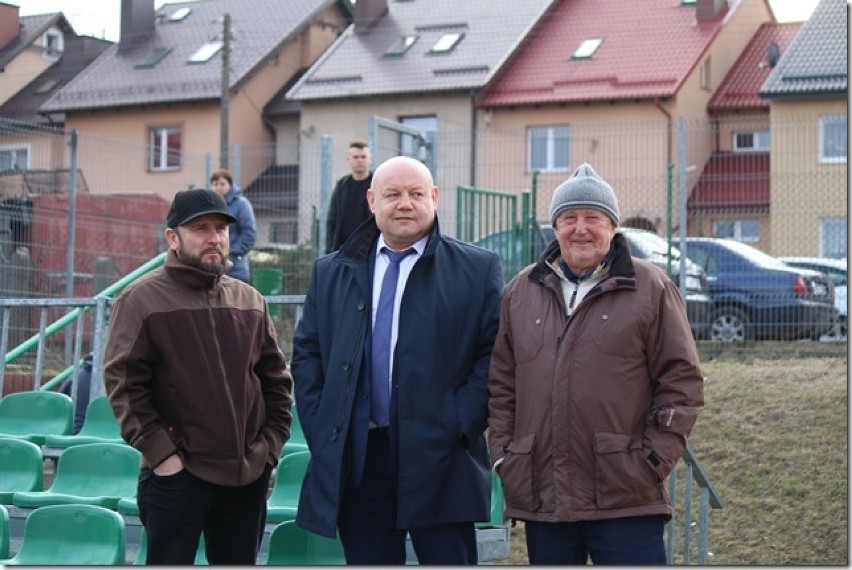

{"left": 135, "top": 47, "right": 172, "bottom": 69}
{"left": 188, "top": 41, "right": 223, "bottom": 63}
{"left": 429, "top": 32, "right": 463, "bottom": 54}
{"left": 34, "top": 78, "right": 60, "bottom": 94}
{"left": 169, "top": 7, "right": 191, "bottom": 21}
{"left": 385, "top": 35, "right": 418, "bottom": 57}
{"left": 572, "top": 37, "right": 602, "bottom": 59}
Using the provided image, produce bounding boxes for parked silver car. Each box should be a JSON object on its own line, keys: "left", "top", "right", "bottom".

{"left": 779, "top": 257, "right": 847, "bottom": 339}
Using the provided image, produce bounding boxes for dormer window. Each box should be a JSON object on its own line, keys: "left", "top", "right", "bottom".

{"left": 429, "top": 32, "right": 463, "bottom": 54}
{"left": 42, "top": 30, "right": 63, "bottom": 59}
{"left": 188, "top": 41, "right": 223, "bottom": 63}
{"left": 572, "top": 38, "right": 602, "bottom": 60}
{"left": 385, "top": 35, "right": 418, "bottom": 57}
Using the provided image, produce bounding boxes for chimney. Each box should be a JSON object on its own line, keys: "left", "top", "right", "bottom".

{"left": 119, "top": 0, "right": 155, "bottom": 53}
{"left": 353, "top": 0, "right": 388, "bottom": 33}
{"left": 0, "top": 4, "right": 20, "bottom": 52}
{"left": 695, "top": 0, "right": 727, "bottom": 22}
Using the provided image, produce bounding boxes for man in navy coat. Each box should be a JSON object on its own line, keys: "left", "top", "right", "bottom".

{"left": 291, "top": 156, "right": 503, "bottom": 564}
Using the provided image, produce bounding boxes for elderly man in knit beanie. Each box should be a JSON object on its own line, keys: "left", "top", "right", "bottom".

{"left": 487, "top": 163, "right": 704, "bottom": 565}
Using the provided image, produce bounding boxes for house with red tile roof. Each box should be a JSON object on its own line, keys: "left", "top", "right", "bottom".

{"left": 688, "top": 22, "right": 800, "bottom": 252}
{"left": 475, "top": 0, "right": 774, "bottom": 232}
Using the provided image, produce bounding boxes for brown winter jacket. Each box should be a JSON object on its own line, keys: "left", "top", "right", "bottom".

{"left": 104, "top": 250, "right": 293, "bottom": 487}
{"left": 487, "top": 234, "right": 703, "bottom": 522}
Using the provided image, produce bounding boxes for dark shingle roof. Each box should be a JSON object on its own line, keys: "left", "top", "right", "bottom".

{"left": 477, "top": 0, "right": 750, "bottom": 107}
{"left": 1, "top": 35, "right": 112, "bottom": 124}
{"left": 708, "top": 22, "right": 800, "bottom": 113}
{"left": 0, "top": 13, "right": 68, "bottom": 70}
{"left": 760, "top": 0, "right": 847, "bottom": 97}
{"left": 40, "top": 0, "right": 343, "bottom": 113}
{"left": 287, "top": 0, "right": 555, "bottom": 101}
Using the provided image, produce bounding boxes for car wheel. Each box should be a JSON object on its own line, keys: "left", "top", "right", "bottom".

{"left": 838, "top": 316, "right": 848, "bottom": 338}
{"left": 709, "top": 306, "right": 750, "bottom": 342}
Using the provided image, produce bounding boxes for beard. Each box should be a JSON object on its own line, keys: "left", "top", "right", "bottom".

{"left": 176, "top": 236, "right": 228, "bottom": 275}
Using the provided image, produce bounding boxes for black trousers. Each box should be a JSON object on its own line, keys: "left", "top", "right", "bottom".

{"left": 137, "top": 463, "right": 272, "bottom": 565}
{"left": 337, "top": 428, "right": 477, "bottom": 565}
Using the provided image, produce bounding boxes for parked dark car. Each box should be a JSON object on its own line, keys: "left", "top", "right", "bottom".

{"left": 779, "top": 257, "right": 847, "bottom": 338}
{"left": 537, "top": 226, "right": 712, "bottom": 339}
{"left": 682, "top": 238, "right": 837, "bottom": 341}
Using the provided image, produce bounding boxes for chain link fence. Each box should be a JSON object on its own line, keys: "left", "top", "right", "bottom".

{"left": 0, "top": 113, "right": 846, "bottom": 359}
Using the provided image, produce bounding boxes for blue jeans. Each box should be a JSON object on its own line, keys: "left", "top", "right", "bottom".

{"left": 137, "top": 463, "right": 272, "bottom": 565}
{"left": 524, "top": 516, "right": 667, "bottom": 565}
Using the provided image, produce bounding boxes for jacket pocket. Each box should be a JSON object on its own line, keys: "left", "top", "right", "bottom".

{"left": 594, "top": 432, "right": 662, "bottom": 510}
{"left": 499, "top": 432, "right": 541, "bottom": 512}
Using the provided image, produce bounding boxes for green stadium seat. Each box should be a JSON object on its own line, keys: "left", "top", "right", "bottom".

{"left": 289, "top": 403, "right": 308, "bottom": 447}
{"left": 0, "top": 437, "right": 44, "bottom": 504}
{"left": 12, "top": 442, "right": 140, "bottom": 509}
{"left": 0, "top": 504, "right": 9, "bottom": 559}
{"left": 266, "top": 520, "right": 346, "bottom": 565}
{"left": 117, "top": 496, "right": 139, "bottom": 517}
{"left": 42, "top": 396, "right": 124, "bottom": 449}
{"left": 0, "top": 504, "right": 125, "bottom": 565}
{"left": 0, "top": 391, "right": 73, "bottom": 445}
{"left": 266, "top": 450, "right": 310, "bottom": 524}
{"left": 475, "top": 471, "right": 506, "bottom": 529}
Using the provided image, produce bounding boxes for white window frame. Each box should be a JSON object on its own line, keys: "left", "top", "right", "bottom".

{"left": 399, "top": 115, "right": 436, "bottom": 161}
{"left": 819, "top": 217, "right": 847, "bottom": 258}
{"left": 732, "top": 130, "right": 770, "bottom": 152}
{"left": 528, "top": 125, "right": 569, "bottom": 173}
{"left": 42, "top": 29, "right": 63, "bottom": 59}
{"left": 713, "top": 219, "right": 760, "bottom": 243}
{"left": 149, "top": 127, "right": 182, "bottom": 171}
{"left": 819, "top": 115, "right": 847, "bottom": 164}
{"left": 0, "top": 145, "right": 31, "bottom": 171}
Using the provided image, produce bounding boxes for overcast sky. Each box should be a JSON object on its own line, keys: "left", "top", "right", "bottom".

{"left": 12, "top": 0, "right": 823, "bottom": 42}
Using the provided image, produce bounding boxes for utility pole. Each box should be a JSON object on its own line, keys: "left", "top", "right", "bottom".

{"left": 219, "top": 13, "right": 230, "bottom": 169}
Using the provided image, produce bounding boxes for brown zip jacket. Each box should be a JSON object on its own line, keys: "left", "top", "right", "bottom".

{"left": 104, "top": 250, "right": 293, "bottom": 487}
{"left": 488, "top": 235, "right": 703, "bottom": 522}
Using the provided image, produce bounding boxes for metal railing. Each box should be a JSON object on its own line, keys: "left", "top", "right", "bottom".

{"left": 668, "top": 443, "right": 724, "bottom": 564}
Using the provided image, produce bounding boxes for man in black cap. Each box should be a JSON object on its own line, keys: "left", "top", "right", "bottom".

{"left": 104, "top": 189, "right": 294, "bottom": 565}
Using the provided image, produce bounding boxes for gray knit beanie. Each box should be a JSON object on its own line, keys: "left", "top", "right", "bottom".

{"left": 549, "top": 163, "right": 619, "bottom": 226}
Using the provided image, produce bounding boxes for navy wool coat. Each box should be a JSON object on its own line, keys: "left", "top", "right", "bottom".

{"left": 291, "top": 218, "right": 503, "bottom": 538}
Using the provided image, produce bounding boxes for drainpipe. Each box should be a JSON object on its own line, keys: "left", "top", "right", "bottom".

{"left": 654, "top": 97, "right": 673, "bottom": 165}
{"left": 470, "top": 91, "right": 478, "bottom": 186}
{"left": 655, "top": 97, "right": 675, "bottom": 272}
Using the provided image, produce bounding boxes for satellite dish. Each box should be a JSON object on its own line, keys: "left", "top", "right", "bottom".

{"left": 768, "top": 43, "right": 780, "bottom": 68}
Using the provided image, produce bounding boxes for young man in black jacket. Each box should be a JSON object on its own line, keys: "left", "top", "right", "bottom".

{"left": 325, "top": 138, "right": 373, "bottom": 253}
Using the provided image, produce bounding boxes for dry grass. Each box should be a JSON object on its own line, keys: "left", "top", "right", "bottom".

{"left": 495, "top": 347, "right": 848, "bottom": 565}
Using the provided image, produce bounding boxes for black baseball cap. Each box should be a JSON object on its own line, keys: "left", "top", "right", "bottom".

{"left": 167, "top": 189, "right": 237, "bottom": 228}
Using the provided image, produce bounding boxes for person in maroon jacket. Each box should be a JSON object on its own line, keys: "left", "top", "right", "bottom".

{"left": 104, "top": 189, "right": 293, "bottom": 565}
{"left": 488, "top": 163, "right": 704, "bottom": 565}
